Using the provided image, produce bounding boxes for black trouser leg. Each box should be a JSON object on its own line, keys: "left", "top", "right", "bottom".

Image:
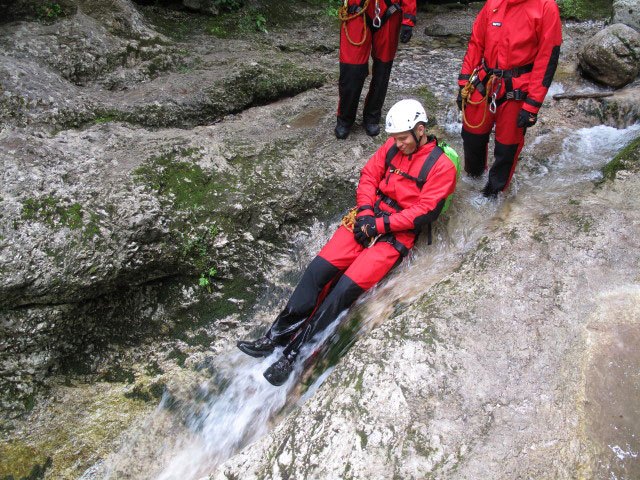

{"left": 362, "top": 57, "right": 393, "bottom": 126}
{"left": 267, "top": 256, "right": 340, "bottom": 346}
{"left": 282, "top": 274, "right": 364, "bottom": 359}
{"left": 338, "top": 63, "right": 369, "bottom": 127}
{"left": 486, "top": 140, "right": 519, "bottom": 194}
{"left": 461, "top": 128, "right": 491, "bottom": 177}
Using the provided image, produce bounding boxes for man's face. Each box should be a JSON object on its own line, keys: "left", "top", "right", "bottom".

{"left": 391, "top": 125, "right": 423, "bottom": 155}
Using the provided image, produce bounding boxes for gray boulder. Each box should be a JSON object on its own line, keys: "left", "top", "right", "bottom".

{"left": 578, "top": 23, "right": 640, "bottom": 88}
{"left": 613, "top": 0, "right": 640, "bottom": 32}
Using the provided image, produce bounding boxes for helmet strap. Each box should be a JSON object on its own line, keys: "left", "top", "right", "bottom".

{"left": 410, "top": 125, "right": 425, "bottom": 154}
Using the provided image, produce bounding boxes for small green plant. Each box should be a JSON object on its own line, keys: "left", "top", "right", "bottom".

{"left": 30, "top": 1, "right": 63, "bottom": 22}
{"left": 255, "top": 13, "right": 267, "bottom": 33}
{"left": 199, "top": 267, "right": 217, "bottom": 292}
{"left": 209, "top": 25, "right": 228, "bottom": 38}
{"left": 325, "top": 5, "right": 340, "bottom": 18}
{"left": 324, "top": 0, "right": 342, "bottom": 18}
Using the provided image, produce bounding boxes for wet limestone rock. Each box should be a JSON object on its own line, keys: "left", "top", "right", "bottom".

{"left": 577, "top": 23, "right": 640, "bottom": 88}
{"left": 0, "top": 0, "right": 336, "bottom": 414}
{"left": 575, "top": 85, "right": 640, "bottom": 128}
{"left": 0, "top": 0, "right": 181, "bottom": 91}
{"left": 211, "top": 142, "right": 640, "bottom": 480}
{"left": 613, "top": 0, "right": 640, "bottom": 32}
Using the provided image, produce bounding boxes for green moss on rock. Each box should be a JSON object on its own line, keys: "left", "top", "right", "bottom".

{"left": 208, "top": 60, "right": 327, "bottom": 112}
{"left": 602, "top": 134, "right": 640, "bottom": 181}
{"left": 21, "top": 197, "right": 83, "bottom": 230}
{"left": 557, "top": 0, "right": 613, "bottom": 21}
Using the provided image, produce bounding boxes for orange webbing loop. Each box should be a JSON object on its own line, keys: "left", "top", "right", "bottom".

{"left": 340, "top": 207, "right": 358, "bottom": 232}
{"left": 461, "top": 70, "right": 496, "bottom": 130}
{"left": 338, "top": 0, "right": 371, "bottom": 46}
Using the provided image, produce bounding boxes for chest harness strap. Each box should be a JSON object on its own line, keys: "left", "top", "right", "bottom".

{"left": 373, "top": 140, "right": 444, "bottom": 249}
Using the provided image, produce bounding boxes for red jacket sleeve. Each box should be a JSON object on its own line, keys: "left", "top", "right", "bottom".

{"left": 459, "top": 4, "right": 487, "bottom": 86}
{"left": 356, "top": 140, "right": 391, "bottom": 217}
{"left": 375, "top": 154, "right": 458, "bottom": 233}
{"left": 401, "top": 0, "right": 417, "bottom": 27}
{"left": 522, "top": 0, "right": 562, "bottom": 114}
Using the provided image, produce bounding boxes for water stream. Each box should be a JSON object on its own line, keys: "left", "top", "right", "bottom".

{"left": 101, "top": 103, "right": 639, "bottom": 480}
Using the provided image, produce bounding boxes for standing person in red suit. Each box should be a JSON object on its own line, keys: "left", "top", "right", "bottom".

{"left": 457, "top": 0, "right": 562, "bottom": 197}
{"left": 334, "top": 0, "right": 417, "bottom": 139}
{"left": 237, "top": 100, "right": 458, "bottom": 386}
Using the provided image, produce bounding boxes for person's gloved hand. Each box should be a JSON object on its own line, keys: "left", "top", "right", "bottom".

{"left": 354, "top": 215, "right": 378, "bottom": 246}
{"left": 456, "top": 85, "right": 464, "bottom": 111}
{"left": 516, "top": 109, "right": 538, "bottom": 128}
{"left": 400, "top": 25, "right": 413, "bottom": 43}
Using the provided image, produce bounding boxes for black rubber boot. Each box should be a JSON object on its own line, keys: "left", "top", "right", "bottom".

{"left": 335, "top": 118, "right": 351, "bottom": 140}
{"left": 237, "top": 336, "right": 275, "bottom": 358}
{"left": 263, "top": 355, "right": 294, "bottom": 386}
{"left": 337, "top": 62, "right": 369, "bottom": 138}
{"left": 362, "top": 57, "right": 393, "bottom": 129}
{"left": 363, "top": 123, "right": 380, "bottom": 137}
{"left": 481, "top": 182, "right": 500, "bottom": 199}
{"left": 461, "top": 128, "right": 491, "bottom": 178}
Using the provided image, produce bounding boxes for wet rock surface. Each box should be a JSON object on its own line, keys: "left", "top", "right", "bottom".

{"left": 613, "top": 0, "right": 640, "bottom": 32}
{"left": 1, "top": 1, "right": 640, "bottom": 480}
{"left": 211, "top": 145, "right": 640, "bottom": 478}
{"left": 578, "top": 23, "right": 640, "bottom": 88}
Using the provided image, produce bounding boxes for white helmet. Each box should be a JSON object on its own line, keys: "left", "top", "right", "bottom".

{"left": 385, "top": 99, "right": 428, "bottom": 133}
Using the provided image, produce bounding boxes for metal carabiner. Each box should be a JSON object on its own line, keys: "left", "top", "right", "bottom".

{"left": 373, "top": 0, "right": 382, "bottom": 28}
{"left": 368, "top": 234, "right": 381, "bottom": 248}
{"left": 489, "top": 93, "right": 497, "bottom": 114}
{"left": 489, "top": 76, "right": 501, "bottom": 114}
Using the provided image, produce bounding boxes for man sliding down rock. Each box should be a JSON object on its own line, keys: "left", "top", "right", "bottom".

{"left": 237, "top": 99, "right": 458, "bottom": 386}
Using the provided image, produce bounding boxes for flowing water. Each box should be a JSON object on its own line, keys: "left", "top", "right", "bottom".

{"left": 99, "top": 99, "right": 640, "bottom": 480}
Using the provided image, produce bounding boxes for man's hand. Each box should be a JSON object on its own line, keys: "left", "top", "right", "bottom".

{"left": 400, "top": 25, "right": 413, "bottom": 43}
{"left": 354, "top": 215, "right": 378, "bottom": 246}
{"left": 516, "top": 109, "right": 537, "bottom": 128}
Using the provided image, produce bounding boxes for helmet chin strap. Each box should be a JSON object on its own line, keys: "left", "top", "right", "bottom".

{"left": 409, "top": 126, "right": 424, "bottom": 154}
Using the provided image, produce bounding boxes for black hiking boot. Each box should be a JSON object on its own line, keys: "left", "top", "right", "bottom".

{"left": 363, "top": 123, "right": 380, "bottom": 137}
{"left": 482, "top": 182, "right": 500, "bottom": 199}
{"left": 334, "top": 119, "right": 351, "bottom": 140}
{"left": 237, "top": 336, "right": 275, "bottom": 358}
{"left": 263, "top": 355, "right": 294, "bottom": 386}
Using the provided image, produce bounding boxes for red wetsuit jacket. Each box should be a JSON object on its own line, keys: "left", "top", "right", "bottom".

{"left": 356, "top": 137, "right": 457, "bottom": 250}
{"left": 458, "top": 0, "right": 562, "bottom": 114}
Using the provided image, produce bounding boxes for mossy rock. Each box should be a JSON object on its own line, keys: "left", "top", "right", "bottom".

{"left": 602, "top": 134, "right": 640, "bottom": 181}
{"left": 557, "top": 0, "right": 613, "bottom": 21}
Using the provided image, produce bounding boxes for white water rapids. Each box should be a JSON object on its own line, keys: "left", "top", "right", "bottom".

{"left": 100, "top": 115, "right": 640, "bottom": 480}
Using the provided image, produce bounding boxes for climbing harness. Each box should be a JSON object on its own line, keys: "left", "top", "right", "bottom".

{"left": 344, "top": 139, "right": 459, "bottom": 250}
{"left": 338, "top": 0, "right": 400, "bottom": 46}
{"left": 461, "top": 59, "right": 534, "bottom": 128}
{"left": 461, "top": 67, "right": 497, "bottom": 129}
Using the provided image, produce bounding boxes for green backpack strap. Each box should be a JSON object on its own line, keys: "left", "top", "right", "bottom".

{"left": 437, "top": 140, "right": 460, "bottom": 215}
